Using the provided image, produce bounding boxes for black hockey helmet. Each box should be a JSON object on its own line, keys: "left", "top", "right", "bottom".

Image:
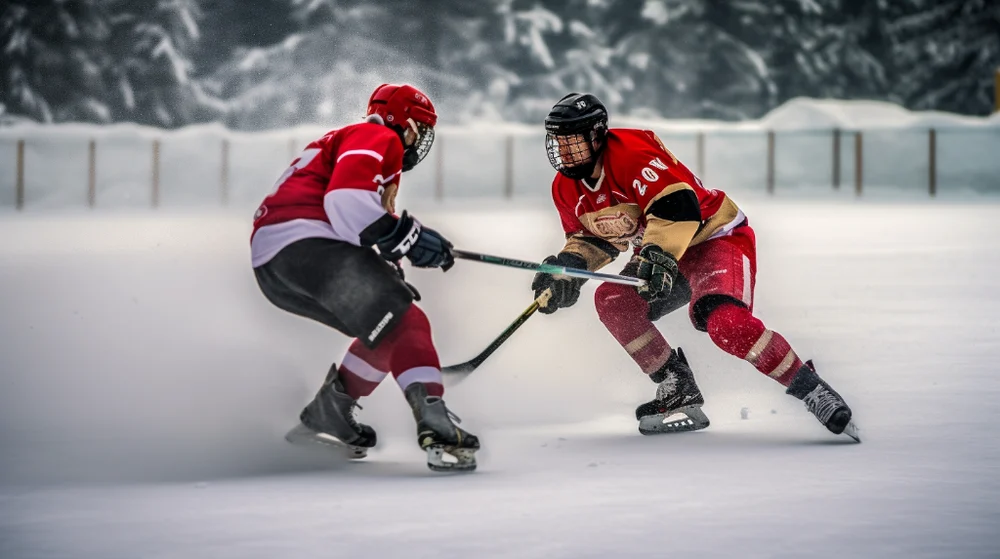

{"left": 544, "top": 93, "right": 609, "bottom": 180}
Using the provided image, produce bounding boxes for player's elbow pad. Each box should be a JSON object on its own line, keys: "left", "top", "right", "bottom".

{"left": 646, "top": 189, "right": 701, "bottom": 223}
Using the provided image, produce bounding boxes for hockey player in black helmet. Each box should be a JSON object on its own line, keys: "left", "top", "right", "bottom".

{"left": 544, "top": 92, "right": 609, "bottom": 180}
{"left": 532, "top": 92, "right": 859, "bottom": 441}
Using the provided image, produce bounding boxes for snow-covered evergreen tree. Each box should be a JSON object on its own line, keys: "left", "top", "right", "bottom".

{"left": 0, "top": 0, "right": 112, "bottom": 123}
{"left": 2, "top": 0, "right": 996, "bottom": 127}
{"left": 611, "top": 0, "right": 777, "bottom": 120}
{"left": 103, "top": 0, "right": 223, "bottom": 126}
{"left": 886, "top": 0, "right": 1000, "bottom": 115}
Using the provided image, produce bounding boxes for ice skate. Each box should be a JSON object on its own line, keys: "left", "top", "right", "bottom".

{"left": 284, "top": 364, "right": 377, "bottom": 459}
{"left": 786, "top": 360, "right": 860, "bottom": 443}
{"left": 404, "top": 383, "right": 480, "bottom": 472}
{"left": 635, "top": 348, "right": 710, "bottom": 435}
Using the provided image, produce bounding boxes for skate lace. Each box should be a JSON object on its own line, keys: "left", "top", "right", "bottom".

{"left": 443, "top": 403, "right": 462, "bottom": 424}
{"left": 346, "top": 402, "right": 363, "bottom": 430}
{"left": 802, "top": 385, "right": 840, "bottom": 424}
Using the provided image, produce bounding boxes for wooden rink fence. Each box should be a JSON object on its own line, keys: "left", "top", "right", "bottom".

{"left": 5, "top": 128, "right": 975, "bottom": 209}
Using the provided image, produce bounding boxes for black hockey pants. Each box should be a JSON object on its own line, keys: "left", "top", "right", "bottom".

{"left": 253, "top": 238, "right": 414, "bottom": 348}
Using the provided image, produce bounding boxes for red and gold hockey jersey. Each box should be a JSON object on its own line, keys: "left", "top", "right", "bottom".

{"left": 250, "top": 122, "right": 403, "bottom": 267}
{"left": 552, "top": 128, "right": 745, "bottom": 270}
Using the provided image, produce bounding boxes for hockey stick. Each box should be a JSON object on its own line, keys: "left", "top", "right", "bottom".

{"left": 442, "top": 289, "right": 552, "bottom": 377}
{"left": 452, "top": 249, "right": 645, "bottom": 287}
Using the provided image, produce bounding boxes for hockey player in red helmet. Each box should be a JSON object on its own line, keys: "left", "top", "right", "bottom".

{"left": 250, "top": 83, "right": 479, "bottom": 471}
{"left": 532, "top": 92, "right": 859, "bottom": 441}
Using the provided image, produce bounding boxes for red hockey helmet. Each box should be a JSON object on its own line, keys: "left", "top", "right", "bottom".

{"left": 366, "top": 84, "right": 437, "bottom": 171}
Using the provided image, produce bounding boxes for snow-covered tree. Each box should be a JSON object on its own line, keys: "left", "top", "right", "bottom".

{"left": 0, "top": 0, "right": 112, "bottom": 122}
{"left": 886, "top": 0, "right": 1000, "bottom": 115}
{"left": 103, "top": 0, "right": 224, "bottom": 126}
{"left": 611, "top": 0, "right": 777, "bottom": 120}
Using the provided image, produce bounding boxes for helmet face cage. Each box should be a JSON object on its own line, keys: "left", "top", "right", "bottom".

{"left": 401, "top": 120, "right": 435, "bottom": 172}
{"left": 546, "top": 131, "right": 595, "bottom": 175}
{"left": 545, "top": 121, "right": 606, "bottom": 180}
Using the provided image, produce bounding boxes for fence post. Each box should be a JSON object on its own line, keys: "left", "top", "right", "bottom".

{"left": 995, "top": 67, "right": 999, "bottom": 113}
{"left": 16, "top": 139, "right": 24, "bottom": 210}
{"left": 929, "top": 128, "right": 937, "bottom": 197}
{"left": 832, "top": 128, "right": 841, "bottom": 190}
{"left": 696, "top": 131, "right": 705, "bottom": 177}
{"left": 854, "top": 132, "right": 863, "bottom": 196}
{"left": 221, "top": 138, "right": 230, "bottom": 206}
{"left": 87, "top": 139, "right": 96, "bottom": 208}
{"left": 504, "top": 135, "right": 514, "bottom": 198}
{"left": 435, "top": 134, "right": 444, "bottom": 201}
{"left": 151, "top": 139, "right": 161, "bottom": 208}
{"left": 766, "top": 130, "right": 775, "bottom": 194}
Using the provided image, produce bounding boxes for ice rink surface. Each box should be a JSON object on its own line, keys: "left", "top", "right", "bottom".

{"left": 1, "top": 196, "right": 999, "bottom": 558}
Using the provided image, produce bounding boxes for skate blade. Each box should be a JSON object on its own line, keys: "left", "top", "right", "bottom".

{"left": 638, "top": 405, "right": 710, "bottom": 435}
{"left": 425, "top": 445, "right": 477, "bottom": 473}
{"left": 284, "top": 423, "right": 368, "bottom": 459}
{"left": 842, "top": 420, "right": 861, "bottom": 443}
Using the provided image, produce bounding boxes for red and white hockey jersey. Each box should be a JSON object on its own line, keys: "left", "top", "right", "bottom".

{"left": 552, "top": 128, "right": 745, "bottom": 270}
{"left": 250, "top": 122, "right": 403, "bottom": 267}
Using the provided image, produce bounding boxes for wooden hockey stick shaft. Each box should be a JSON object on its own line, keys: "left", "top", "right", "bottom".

{"left": 452, "top": 249, "right": 646, "bottom": 287}
{"left": 441, "top": 289, "right": 552, "bottom": 376}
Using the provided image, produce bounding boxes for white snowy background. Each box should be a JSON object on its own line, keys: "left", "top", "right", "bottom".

{"left": 1, "top": 100, "right": 999, "bottom": 558}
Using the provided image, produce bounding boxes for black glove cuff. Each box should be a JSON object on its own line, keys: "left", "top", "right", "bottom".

{"left": 555, "top": 251, "right": 588, "bottom": 272}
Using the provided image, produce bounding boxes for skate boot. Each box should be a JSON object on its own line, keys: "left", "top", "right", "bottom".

{"left": 284, "top": 364, "right": 377, "bottom": 459}
{"left": 786, "top": 360, "right": 860, "bottom": 442}
{"left": 635, "top": 347, "right": 710, "bottom": 435}
{"left": 404, "top": 383, "right": 480, "bottom": 472}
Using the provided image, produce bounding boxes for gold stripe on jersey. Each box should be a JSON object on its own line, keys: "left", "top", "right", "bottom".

{"left": 562, "top": 235, "right": 617, "bottom": 271}
{"left": 651, "top": 134, "right": 680, "bottom": 165}
{"left": 639, "top": 183, "right": 700, "bottom": 260}
{"left": 642, "top": 217, "right": 700, "bottom": 260}
{"left": 689, "top": 195, "right": 741, "bottom": 247}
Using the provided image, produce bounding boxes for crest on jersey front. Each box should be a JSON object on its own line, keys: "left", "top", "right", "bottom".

{"left": 591, "top": 211, "right": 638, "bottom": 241}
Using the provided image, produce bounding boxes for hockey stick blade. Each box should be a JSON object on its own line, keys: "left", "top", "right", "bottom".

{"left": 842, "top": 420, "right": 861, "bottom": 443}
{"left": 453, "top": 249, "right": 646, "bottom": 287}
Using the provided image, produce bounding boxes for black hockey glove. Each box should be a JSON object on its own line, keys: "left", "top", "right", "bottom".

{"left": 634, "top": 244, "right": 679, "bottom": 302}
{"left": 621, "top": 258, "right": 691, "bottom": 321}
{"left": 530, "top": 253, "right": 588, "bottom": 314}
{"left": 375, "top": 210, "right": 455, "bottom": 271}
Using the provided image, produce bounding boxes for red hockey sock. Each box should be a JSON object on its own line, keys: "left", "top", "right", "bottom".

{"left": 704, "top": 302, "right": 802, "bottom": 385}
{"left": 338, "top": 339, "right": 391, "bottom": 400}
{"left": 595, "top": 282, "right": 672, "bottom": 375}
{"left": 383, "top": 305, "right": 444, "bottom": 397}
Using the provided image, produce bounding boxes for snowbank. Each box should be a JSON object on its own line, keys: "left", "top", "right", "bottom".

{"left": 0, "top": 98, "right": 997, "bottom": 210}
